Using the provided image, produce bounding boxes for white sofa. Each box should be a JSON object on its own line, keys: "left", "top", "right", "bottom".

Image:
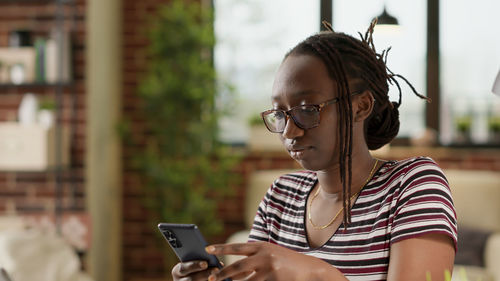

{"left": 225, "top": 168, "right": 500, "bottom": 281}
{"left": 0, "top": 217, "right": 93, "bottom": 281}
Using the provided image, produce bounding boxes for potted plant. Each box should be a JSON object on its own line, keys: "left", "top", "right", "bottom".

{"left": 38, "top": 97, "right": 56, "bottom": 128}
{"left": 247, "top": 113, "right": 284, "bottom": 151}
{"left": 488, "top": 115, "right": 500, "bottom": 143}
{"left": 123, "top": 0, "right": 239, "bottom": 272}
{"left": 454, "top": 115, "right": 472, "bottom": 144}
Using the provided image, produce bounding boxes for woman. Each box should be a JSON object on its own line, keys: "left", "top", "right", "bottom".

{"left": 172, "top": 21, "right": 457, "bottom": 281}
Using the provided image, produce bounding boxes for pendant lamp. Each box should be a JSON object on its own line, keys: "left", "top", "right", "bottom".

{"left": 373, "top": 6, "right": 399, "bottom": 26}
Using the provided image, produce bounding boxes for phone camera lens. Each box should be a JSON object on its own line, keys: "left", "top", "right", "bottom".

{"left": 165, "top": 230, "right": 182, "bottom": 248}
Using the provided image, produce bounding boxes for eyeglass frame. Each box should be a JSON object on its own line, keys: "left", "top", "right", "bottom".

{"left": 260, "top": 91, "right": 364, "bottom": 133}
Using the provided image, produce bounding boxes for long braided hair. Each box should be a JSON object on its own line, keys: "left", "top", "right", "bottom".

{"left": 285, "top": 20, "right": 429, "bottom": 225}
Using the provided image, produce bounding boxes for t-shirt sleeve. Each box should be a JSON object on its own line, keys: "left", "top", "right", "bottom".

{"left": 248, "top": 182, "right": 274, "bottom": 242}
{"left": 390, "top": 157, "right": 458, "bottom": 251}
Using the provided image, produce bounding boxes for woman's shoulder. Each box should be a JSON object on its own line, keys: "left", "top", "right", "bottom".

{"left": 377, "top": 156, "right": 449, "bottom": 194}
{"left": 374, "top": 156, "right": 447, "bottom": 192}
{"left": 380, "top": 156, "right": 444, "bottom": 178}
{"left": 384, "top": 156, "right": 440, "bottom": 169}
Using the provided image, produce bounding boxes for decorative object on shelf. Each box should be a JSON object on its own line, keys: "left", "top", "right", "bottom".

{"left": 37, "top": 97, "right": 56, "bottom": 129}
{"left": 18, "top": 93, "right": 39, "bottom": 125}
{"left": 0, "top": 47, "right": 36, "bottom": 84}
{"left": 0, "top": 122, "right": 70, "bottom": 171}
{"left": 9, "top": 63, "right": 25, "bottom": 84}
{"left": 45, "top": 29, "right": 72, "bottom": 83}
{"left": 34, "top": 38, "right": 47, "bottom": 83}
{"left": 8, "top": 30, "right": 32, "bottom": 48}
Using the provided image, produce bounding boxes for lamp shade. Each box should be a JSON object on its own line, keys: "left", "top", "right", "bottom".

{"left": 493, "top": 68, "right": 500, "bottom": 96}
{"left": 373, "top": 7, "right": 399, "bottom": 25}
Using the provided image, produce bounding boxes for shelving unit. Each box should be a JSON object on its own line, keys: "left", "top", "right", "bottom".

{"left": 0, "top": 0, "right": 83, "bottom": 238}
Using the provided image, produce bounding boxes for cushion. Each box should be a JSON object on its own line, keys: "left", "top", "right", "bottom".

{"left": 455, "top": 225, "right": 492, "bottom": 267}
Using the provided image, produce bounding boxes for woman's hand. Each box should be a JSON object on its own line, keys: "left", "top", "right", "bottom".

{"left": 205, "top": 242, "right": 347, "bottom": 281}
{"left": 171, "top": 260, "right": 220, "bottom": 281}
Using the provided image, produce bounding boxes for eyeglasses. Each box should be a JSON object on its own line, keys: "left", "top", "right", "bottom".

{"left": 260, "top": 97, "right": 341, "bottom": 133}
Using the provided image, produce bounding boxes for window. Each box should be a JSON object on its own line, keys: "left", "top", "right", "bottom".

{"left": 215, "top": 0, "right": 319, "bottom": 144}
{"left": 440, "top": 0, "right": 500, "bottom": 145}
{"left": 334, "top": 0, "right": 427, "bottom": 138}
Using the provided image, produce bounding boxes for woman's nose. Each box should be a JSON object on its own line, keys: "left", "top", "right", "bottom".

{"left": 282, "top": 115, "right": 305, "bottom": 140}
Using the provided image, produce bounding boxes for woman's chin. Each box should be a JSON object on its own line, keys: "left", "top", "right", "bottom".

{"left": 293, "top": 157, "right": 326, "bottom": 172}
{"left": 290, "top": 150, "right": 336, "bottom": 172}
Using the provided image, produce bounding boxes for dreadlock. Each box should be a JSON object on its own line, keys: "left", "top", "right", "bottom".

{"left": 285, "top": 19, "right": 429, "bottom": 225}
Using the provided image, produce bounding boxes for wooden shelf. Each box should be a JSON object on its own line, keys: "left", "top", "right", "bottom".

{"left": 0, "top": 0, "right": 74, "bottom": 4}
{"left": 0, "top": 82, "right": 72, "bottom": 89}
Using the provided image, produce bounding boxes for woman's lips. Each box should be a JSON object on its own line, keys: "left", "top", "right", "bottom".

{"left": 289, "top": 147, "right": 312, "bottom": 160}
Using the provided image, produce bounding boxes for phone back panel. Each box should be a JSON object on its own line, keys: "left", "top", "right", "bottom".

{"left": 158, "top": 223, "right": 221, "bottom": 268}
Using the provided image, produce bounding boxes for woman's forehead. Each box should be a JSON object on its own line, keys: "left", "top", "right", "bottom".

{"left": 272, "top": 55, "right": 333, "bottom": 98}
{"left": 272, "top": 54, "right": 365, "bottom": 100}
{"left": 272, "top": 55, "right": 365, "bottom": 102}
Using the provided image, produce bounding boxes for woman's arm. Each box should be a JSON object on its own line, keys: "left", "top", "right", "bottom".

{"left": 206, "top": 242, "right": 348, "bottom": 281}
{"left": 387, "top": 233, "right": 455, "bottom": 281}
{"left": 206, "top": 233, "right": 455, "bottom": 281}
{"left": 387, "top": 158, "right": 457, "bottom": 281}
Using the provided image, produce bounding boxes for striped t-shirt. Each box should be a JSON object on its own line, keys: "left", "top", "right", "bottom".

{"left": 249, "top": 157, "right": 458, "bottom": 281}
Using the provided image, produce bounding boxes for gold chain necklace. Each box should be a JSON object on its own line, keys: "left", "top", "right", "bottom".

{"left": 308, "top": 159, "right": 379, "bottom": 230}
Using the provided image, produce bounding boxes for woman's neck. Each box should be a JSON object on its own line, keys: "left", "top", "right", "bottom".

{"left": 315, "top": 151, "right": 377, "bottom": 196}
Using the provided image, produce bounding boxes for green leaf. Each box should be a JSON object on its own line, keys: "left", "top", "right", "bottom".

{"left": 122, "top": 2, "right": 240, "bottom": 272}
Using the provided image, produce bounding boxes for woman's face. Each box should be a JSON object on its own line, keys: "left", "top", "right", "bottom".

{"left": 271, "top": 54, "right": 341, "bottom": 171}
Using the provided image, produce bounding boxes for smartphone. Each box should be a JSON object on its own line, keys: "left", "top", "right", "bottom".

{"left": 158, "top": 223, "right": 231, "bottom": 280}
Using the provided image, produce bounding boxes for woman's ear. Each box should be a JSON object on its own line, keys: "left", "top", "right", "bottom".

{"left": 353, "top": 91, "right": 374, "bottom": 122}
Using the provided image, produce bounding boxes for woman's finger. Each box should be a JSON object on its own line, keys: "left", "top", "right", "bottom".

{"left": 178, "top": 267, "right": 219, "bottom": 281}
{"left": 206, "top": 242, "right": 262, "bottom": 256}
{"left": 209, "top": 255, "right": 261, "bottom": 281}
{"left": 244, "top": 270, "right": 269, "bottom": 281}
{"left": 172, "top": 260, "right": 208, "bottom": 277}
{"left": 232, "top": 271, "right": 255, "bottom": 280}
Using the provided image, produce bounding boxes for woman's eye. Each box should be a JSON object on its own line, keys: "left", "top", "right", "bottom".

{"left": 274, "top": 112, "right": 286, "bottom": 119}
{"left": 300, "top": 106, "right": 317, "bottom": 114}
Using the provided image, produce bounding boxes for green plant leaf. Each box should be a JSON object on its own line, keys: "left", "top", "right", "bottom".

{"left": 123, "top": 0, "right": 240, "bottom": 271}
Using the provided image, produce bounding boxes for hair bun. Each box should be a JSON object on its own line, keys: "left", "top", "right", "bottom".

{"left": 366, "top": 102, "right": 400, "bottom": 150}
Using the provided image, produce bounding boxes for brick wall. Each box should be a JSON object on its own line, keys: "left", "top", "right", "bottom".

{"left": 121, "top": 0, "right": 169, "bottom": 279}
{"left": 0, "top": 0, "right": 86, "bottom": 230}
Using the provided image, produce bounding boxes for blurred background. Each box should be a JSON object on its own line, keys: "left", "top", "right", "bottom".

{"left": 0, "top": 0, "right": 499, "bottom": 281}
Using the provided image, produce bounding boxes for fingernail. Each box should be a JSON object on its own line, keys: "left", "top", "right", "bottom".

{"left": 205, "top": 245, "right": 215, "bottom": 253}
{"left": 208, "top": 275, "right": 216, "bottom": 281}
{"left": 211, "top": 268, "right": 219, "bottom": 274}
{"left": 199, "top": 261, "right": 207, "bottom": 269}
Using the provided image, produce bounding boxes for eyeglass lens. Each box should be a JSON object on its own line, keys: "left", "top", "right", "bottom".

{"left": 263, "top": 106, "right": 320, "bottom": 132}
